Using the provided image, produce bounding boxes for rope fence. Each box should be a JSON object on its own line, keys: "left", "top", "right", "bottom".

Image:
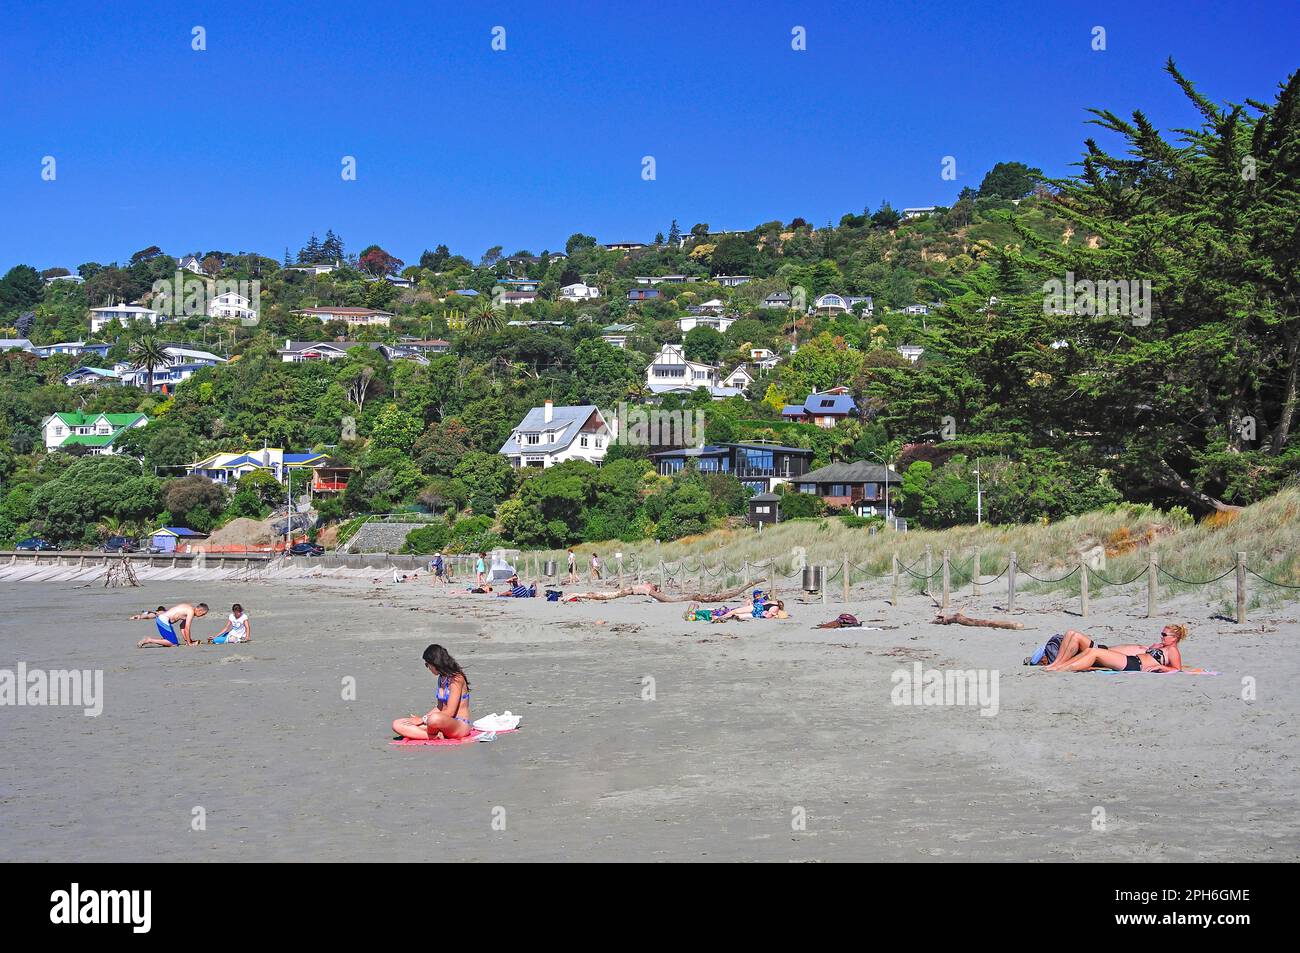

{"left": 520, "top": 546, "right": 1288, "bottom": 622}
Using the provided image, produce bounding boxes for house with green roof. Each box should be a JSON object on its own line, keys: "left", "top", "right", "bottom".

{"left": 41, "top": 411, "right": 148, "bottom": 455}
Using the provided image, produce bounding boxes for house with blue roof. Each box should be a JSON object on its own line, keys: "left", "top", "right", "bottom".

{"left": 499, "top": 400, "right": 611, "bottom": 469}
{"left": 149, "top": 526, "right": 209, "bottom": 553}
{"left": 781, "top": 387, "right": 858, "bottom": 428}
{"left": 186, "top": 448, "right": 329, "bottom": 486}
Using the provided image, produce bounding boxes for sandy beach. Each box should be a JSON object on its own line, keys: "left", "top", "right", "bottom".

{"left": 1, "top": 573, "right": 1296, "bottom": 862}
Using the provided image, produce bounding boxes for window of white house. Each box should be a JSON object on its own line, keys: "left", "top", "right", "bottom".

{"left": 595, "top": 437, "right": 602, "bottom": 447}
{"left": 54, "top": 426, "right": 64, "bottom": 436}
{"left": 580, "top": 436, "right": 588, "bottom": 447}
{"left": 526, "top": 433, "right": 540, "bottom": 445}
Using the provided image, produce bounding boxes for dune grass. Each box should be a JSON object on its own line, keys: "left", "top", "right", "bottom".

{"left": 522, "top": 488, "right": 1300, "bottom": 609}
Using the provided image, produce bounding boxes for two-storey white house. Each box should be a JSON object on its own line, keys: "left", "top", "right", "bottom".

{"left": 645, "top": 343, "right": 720, "bottom": 394}
{"left": 207, "top": 291, "right": 258, "bottom": 322}
{"left": 292, "top": 306, "right": 393, "bottom": 327}
{"left": 499, "top": 400, "right": 611, "bottom": 469}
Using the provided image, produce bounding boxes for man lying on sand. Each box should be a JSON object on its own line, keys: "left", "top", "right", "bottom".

{"left": 710, "top": 591, "right": 789, "bottom": 621}
{"left": 137, "top": 603, "right": 209, "bottom": 647}
{"left": 1034, "top": 624, "right": 1187, "bottom": 672}
{"left": 129, "top": 606, "right": 167, "bottom": 620}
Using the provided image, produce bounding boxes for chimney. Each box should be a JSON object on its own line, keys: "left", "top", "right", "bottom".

{"left": 544, "top": 399, "right": 553, "bottom": 423}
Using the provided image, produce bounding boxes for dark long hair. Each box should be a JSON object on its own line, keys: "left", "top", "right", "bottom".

{"left": 422, "top": 644, "right": 469, "bottom": 691}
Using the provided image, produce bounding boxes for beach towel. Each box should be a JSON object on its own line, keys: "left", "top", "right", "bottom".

{"left": 390, "top": 728, "right": 518, "bottom": 746}
{"left": 1093, "top": 668, "right": 1220, "bottom": 675}
{"left": 545, "top": 589, "right": 562, "bottom": 602}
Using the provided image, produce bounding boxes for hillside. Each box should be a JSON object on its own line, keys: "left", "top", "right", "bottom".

{"left": 1, "top": 63, "right": 1298, "bottom": 552}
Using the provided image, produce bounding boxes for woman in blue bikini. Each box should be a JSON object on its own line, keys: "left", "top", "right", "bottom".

{"left": 392, "top": 644, "right": 473, "bottom": 740}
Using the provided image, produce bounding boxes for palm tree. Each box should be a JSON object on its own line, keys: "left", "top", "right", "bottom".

{"left": 467, "top": 302, "right": 506, "bottom": 336}
{"left": 129, "top": 335, "right": 172, "bottom": 393}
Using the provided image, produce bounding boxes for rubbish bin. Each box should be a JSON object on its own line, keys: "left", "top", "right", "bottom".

{"left": 543, "top": 559, "right": 557, "bottom": 577}
{"left": 801, "top": 565, "right": 823, "bottom": 592}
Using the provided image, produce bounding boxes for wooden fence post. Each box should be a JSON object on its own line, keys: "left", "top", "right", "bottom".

{"left": 821, "top": 565, "right": 828, "bottom": 605}
{"left": 658, "top": 559, "right": 666, "bottom": 590}
{"left": 1236, "top": 552, "right": 1247, "bottom": 624}
{"left": 842, "top": 553, "right": 850, "bottom": 603}
{"left": 891, "top": 552, "right": 900, "bottom": 607}
{"left": 1147, "top": 550, "right": 1158, "bottom": 618}
{"left": 924, "top": 545, "right": 933, "bottom": 597}
{"left": 972, "top": 547, "right": 981, "bottom": 598}
{"left": 1008, "top": 550, "right": 1017, "bottom": 611}
{"left": 941, "top": 550, "right": 951, "bottom": 610}
{"left": 1079, "top": 555, "right": 1089, "bottom": 618}
{"left": 743, "top": 560, "right": 750, "bottom": 586}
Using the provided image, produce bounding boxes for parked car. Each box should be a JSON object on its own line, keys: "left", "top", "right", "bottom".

{"left": 102, "top": 536, "right": 139, "bottom": 553}
{"left": 289, "top": 542, "right": 325, "bottom": 556}
{"left": 15, "top": 537, "right": 58, "bottom": 551}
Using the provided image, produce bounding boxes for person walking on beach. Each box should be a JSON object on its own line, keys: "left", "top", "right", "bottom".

{"left": 137, "top": 603, "right": 209, "bottom": 647}
{"left": 392, "top": 644, "right": 473, "bottom": 741}
{"left": 566, "top": 547, "right": 577, "bottom": 582}
{"left": 475, "top": 552, "right": 487, "bottom": 585}
{"left": 429, "top": 552, "right": 447, "bottom": 585}
{"left": 590, "top": 552, "right": 602, "bottom": 580}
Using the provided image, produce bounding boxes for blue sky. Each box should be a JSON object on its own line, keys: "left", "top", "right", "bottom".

{"left": 1, "top": 0, "right": 1296, "bottom": 270}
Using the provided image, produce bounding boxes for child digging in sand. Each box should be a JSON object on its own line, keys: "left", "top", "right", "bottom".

{"left": 209, "top": 604, "right": 253, "bottom": 644}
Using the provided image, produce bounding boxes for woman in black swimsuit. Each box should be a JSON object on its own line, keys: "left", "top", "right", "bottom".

{"left": 1046, "top": 624, "right": 1186, "bottom": 673}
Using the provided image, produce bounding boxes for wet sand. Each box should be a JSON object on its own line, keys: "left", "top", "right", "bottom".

{"left": 1, "top": 576, "right": 1296, "bottom": 861}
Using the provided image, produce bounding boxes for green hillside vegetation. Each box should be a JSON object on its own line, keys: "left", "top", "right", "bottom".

{"left": 1, "top": 62, "right": 1296, "bottom": 550}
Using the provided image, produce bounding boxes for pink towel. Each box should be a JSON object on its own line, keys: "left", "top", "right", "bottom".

{"left": 389, "top": 728, "right": 518, "bottom": 747}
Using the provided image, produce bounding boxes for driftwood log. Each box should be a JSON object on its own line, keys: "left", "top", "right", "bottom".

{"left": 931, "top": 611, "right": 1024, "bottom": 630}
{"left": 563, "top": 582, "right": 753, "bottom": 603}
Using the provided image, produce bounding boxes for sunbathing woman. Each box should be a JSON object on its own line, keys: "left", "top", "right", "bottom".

{"left": 1045, "top": 623, "right": 1186, "bottom": 673}
{"left": 392, "top": 644, "right": 473, "bottom": 740}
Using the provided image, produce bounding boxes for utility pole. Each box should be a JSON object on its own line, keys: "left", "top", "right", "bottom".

{"left": 975, "top": 458, "right": 983, "bottom": 525}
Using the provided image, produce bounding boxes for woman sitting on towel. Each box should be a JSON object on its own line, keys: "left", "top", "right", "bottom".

{"left": 1045, "top": 624, "right": 1186, "bottom": 673}
{"left": 392, "top": 644, "right": 473, "bottom": 740}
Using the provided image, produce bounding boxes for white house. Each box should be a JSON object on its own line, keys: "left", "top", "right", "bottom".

{"left": 813, "top": 293, "right": 849, "bottom": 315}
{"left": 500, "top": 291, "right": 537, "bottom": 307}
{"left": 721, "top": 365, "right": 755, "bottom": 389}
{"left": 679, "top": 313, "right": 735, "bottom": 334}
{"left": 560, "top": 282, "right": 601, "bottom": 302}
{"left": 714, "top": 275, "right": 753, "bottom": 287}
{"left": 292, "top": 307, "right": 393, "bottom": 327}
{"left": 762, "top": 292, "right": 792, "bottom": 309}
{"left": 285, "top": 261, "right": 341, "bottom": 276}
{"left": 89, "top": 304, "right": 161, "bottom": 334}
{"left": 896, "top": 344, "right": 924, "bottom": 363}
{"left": 902, "top": 207, "right": 938, "bottom": 220}
{"left": 42, "top": 411, "right": 148, "bottom": 454}
{"left": 646, "top": 343, "right": 731, "bottom": 396}
{"left": 601, "top": 323, "right": 636, "bottom": 349}
{"left": 845, "top": 295, "right": 874, "bottom": 315}
{"left": 499, "top": 400, "right": 611, "bottom": 469}
{"left": 179, "top": 255, "right": 204, "bottom": 274}
{"left": 43, "top": 274, "right": 83, "bottom": 285}
{"left": 207, "top": 291, "right": 258, "bottom": 322}
{"left": 0, "top": 338, "right": 35, "bottom": 353}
